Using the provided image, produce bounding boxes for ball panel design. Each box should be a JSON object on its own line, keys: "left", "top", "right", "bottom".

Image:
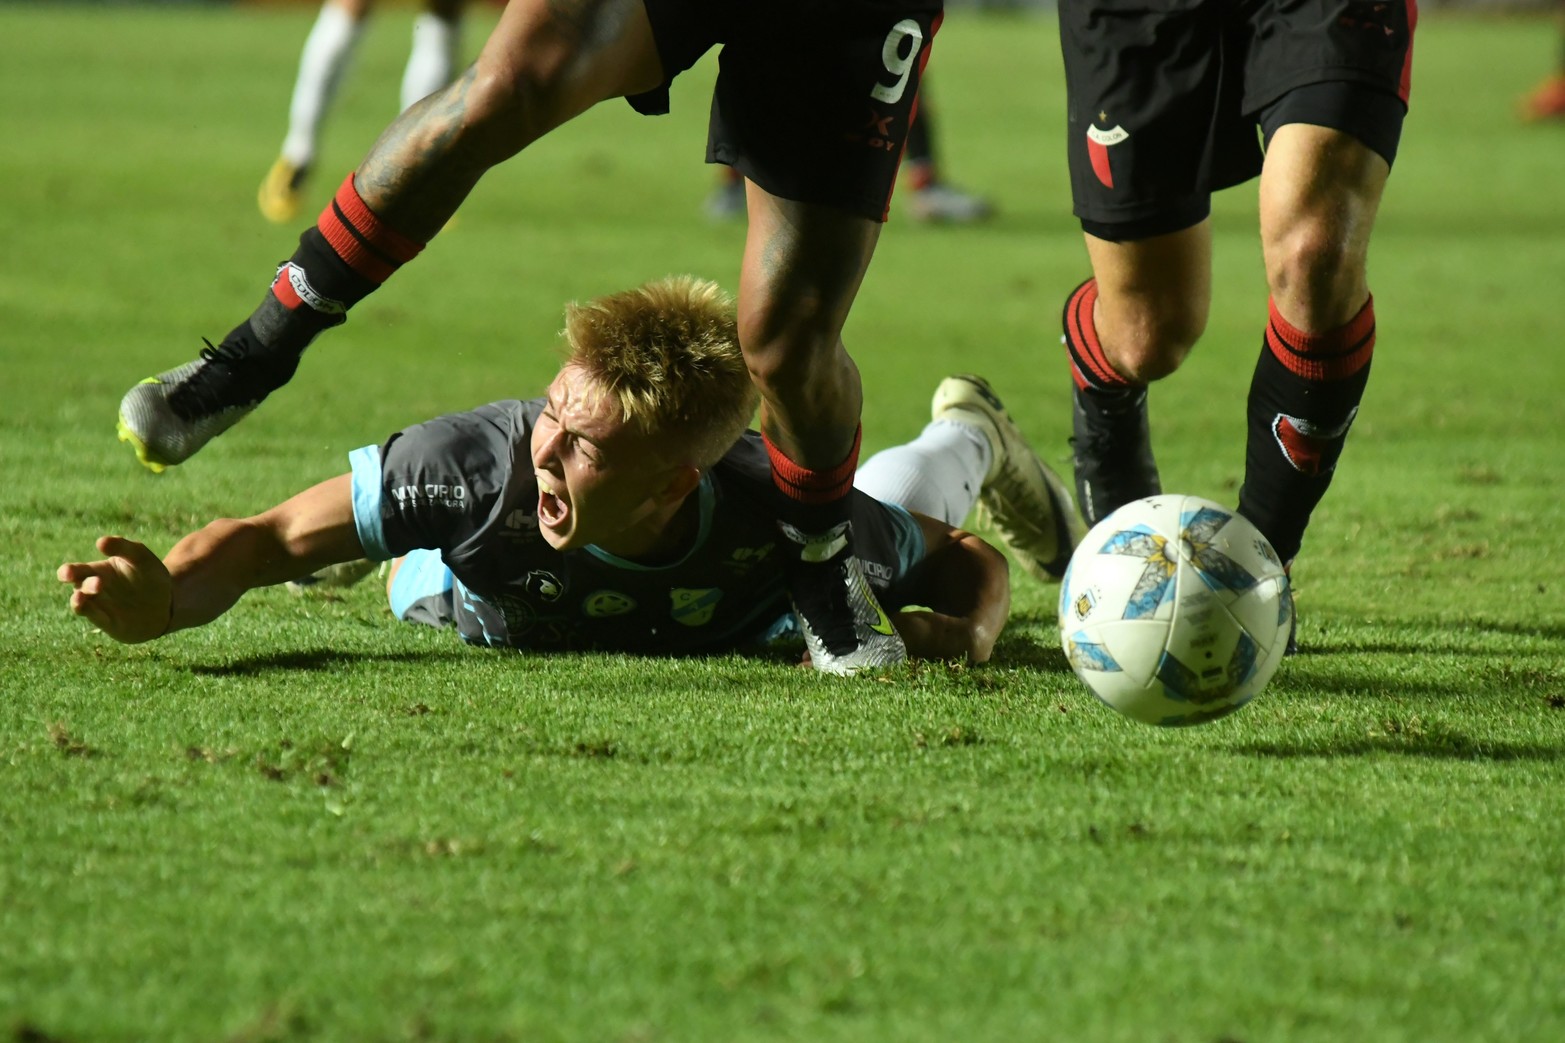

{"left": 1057, "top": 494, "right": 1291, "bottom": 727}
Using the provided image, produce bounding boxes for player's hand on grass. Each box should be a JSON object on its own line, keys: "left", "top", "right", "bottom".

{"left": 58, "top": 536, "right": 173, "bottom": 644}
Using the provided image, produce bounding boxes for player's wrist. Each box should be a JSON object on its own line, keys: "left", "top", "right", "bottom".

{"left": 150, "top": 590, "right": 176, "bottom": 641}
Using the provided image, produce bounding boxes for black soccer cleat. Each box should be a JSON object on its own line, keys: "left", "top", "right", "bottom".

{"left": 1070, "top": 385, "right": 1162, "bottom": 526}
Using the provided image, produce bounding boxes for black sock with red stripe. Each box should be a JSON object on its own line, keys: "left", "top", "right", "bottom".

{"left": 1238, "top": 295, "right": 1376, "bottom": 563}
{"left": 1062, "top": 277, "right": 1140, "bottom": 398}
{"left": 764, "top": 427, "right": 861, "bottom": 537}
{"left": 204, "top": 175, "right": 425, "bottom": 391}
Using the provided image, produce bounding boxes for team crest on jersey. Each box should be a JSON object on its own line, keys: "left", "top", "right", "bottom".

{"left": 1272, "top": 408, "right": 1357, "bottom": 475}
{"left": 1086, "top": 120, "right": 1129, "bottom": 189}
{"left": 583, "top": 591, "right": 636, "bottom": 618}
{"left": 669, "top": 587, "right": 722, "bottom": 627}
{"left": 525, "top": 569, "right": 564, "bottom": 602}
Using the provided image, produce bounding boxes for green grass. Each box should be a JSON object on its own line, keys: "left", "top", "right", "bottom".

{"left": 4, "top": 4, "right": 1565, "bottom": 1041}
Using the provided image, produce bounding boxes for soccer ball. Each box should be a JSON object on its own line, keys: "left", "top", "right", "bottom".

{"left": 1057, "top": 494, "right": 1293, "bottom": 727}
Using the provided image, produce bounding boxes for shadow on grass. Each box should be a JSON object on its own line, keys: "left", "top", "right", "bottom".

{"left": 991, "top": 628, "right": 1073, "bottom": 673}
{"left": 1294, "top": 616, "right": 1565, "bottom": 655}
{"left": 188, "top": 648, "right": 471, "bottom": 677}
{"left": 1279, "top": 670, "right": 1492, "bottom": 701}
{"left": 1231, "top": 733, "right": 1563, "bottom": 762}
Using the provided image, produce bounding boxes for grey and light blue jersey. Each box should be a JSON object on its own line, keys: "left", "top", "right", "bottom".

{"left": 350, "top": 399, "right": 925, "bottom": 655}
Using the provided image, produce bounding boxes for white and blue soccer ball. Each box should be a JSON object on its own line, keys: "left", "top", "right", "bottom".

{"left": 1058, "top": 494, "right": 1293, "bottom": 727}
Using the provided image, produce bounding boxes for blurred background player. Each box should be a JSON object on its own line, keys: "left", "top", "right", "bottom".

{"left": 72, "top": 278, "right": 1083, "bottom": 663}
{"left": 257, "top": 0, "right": 465, "bottom": 224}
{"left": 704, "top": 79, "right": 994, "bottom": 224}
{"left": 1517, "top": 0, "right": 1565, "bottom": 121}
{"left": 1052, "top": 0, "right": 1416, "bottom": 652}
{"left": 116, "top": 0, "right": 945, "bottom": 676}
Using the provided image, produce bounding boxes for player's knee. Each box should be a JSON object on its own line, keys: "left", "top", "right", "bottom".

{"left": 1265, "top": 221, "right": 1366, "bottom": 327}
{"left": 1106, "top": 305, "right": 1204, "bottom": 383}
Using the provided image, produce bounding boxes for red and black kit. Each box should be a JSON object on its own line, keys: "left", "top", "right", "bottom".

{"left": 633, "top": 0, "right": 944, "bottom": 221}
{"left": 1059, "top": 0, "right": 1418, "bottom": 240}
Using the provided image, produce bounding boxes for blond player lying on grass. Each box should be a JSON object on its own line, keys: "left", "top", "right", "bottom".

{"left": 64, "top": 277, "right": 1081, "bottom": 665}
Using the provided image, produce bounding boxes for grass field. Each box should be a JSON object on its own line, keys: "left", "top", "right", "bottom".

{"left": 4, "top": 4, "right": 1565, "bottom": 1041}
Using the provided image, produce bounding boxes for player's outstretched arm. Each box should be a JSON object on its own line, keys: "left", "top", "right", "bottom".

{"left": 58, "top": 475, "right": 362, "bottom": 644}
{"left": 890, "top": 515, "right": 1012, "bottom": 664}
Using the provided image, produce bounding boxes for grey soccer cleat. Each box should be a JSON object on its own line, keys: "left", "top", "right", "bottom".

{"left": 932, "top": 374, "right": 1085, "bottom": 582}
{"left": 117, "top": 342, "right": 285, "bottom": 473}
{"left": 781, "top": 520, "right": 907, "bottom": 676}
{"left": 285, "top": 558, "right": 380, "bottom": 596}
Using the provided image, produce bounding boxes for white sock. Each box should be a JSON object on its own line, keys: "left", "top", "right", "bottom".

{"left": 280, "top": 3, "right": 365, "bottom": 169}
{"left": 401, "top": 12, "right": 461, "bottom": 111}
{"left": 855, "top": 419, "right": 993, "bottom": 528}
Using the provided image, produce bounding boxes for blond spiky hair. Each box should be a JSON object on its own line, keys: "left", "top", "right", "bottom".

{"left": 562, "top": 276, "right": 757, "bottom": 469}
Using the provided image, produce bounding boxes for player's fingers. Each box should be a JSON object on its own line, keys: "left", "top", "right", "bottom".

{"left": 58, "top": 559, "right": 110, "bottom": 585}
{"left": 73, "top": 597, "right": 115, "bottom": 633}
{"left": 69, "top": 588, "right": 101, "bottom": 619}
{"left": 99, "top": 535, "right": 158, "bottom": 570}
{"left": 80, "top": 575, "right": 104, "bottom": 597}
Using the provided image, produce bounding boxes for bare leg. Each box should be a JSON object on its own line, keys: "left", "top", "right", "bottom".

{"left": 121, "top": 0, "right": 666, "bottom": 471}
{"left": 1081, "top": 221, "right": 1212, "bottom": 384}
{"left": 737, "top": 183, "right": 879, "bottom": 473}
{"left": 358, "top": 0, "right": 664, "bottom": 237}
{"left": 1242, "top": 123, "right": 1390, "bottom": 564}
{"left": 1258, "top": 123, "right": 1387, "bottom": 332}
{"left": 737, "top": 182, "right": 906, "bottom": 673}
{"left": 1061, "top": 221, "right": 1211, "bottom": 523}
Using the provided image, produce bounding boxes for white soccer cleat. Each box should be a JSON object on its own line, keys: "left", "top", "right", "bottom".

{"left": 932, "top": 374, "right": 1085, "bottom": 582}
{"left": 781, "top": 520, "right": 907, "bottom": 676}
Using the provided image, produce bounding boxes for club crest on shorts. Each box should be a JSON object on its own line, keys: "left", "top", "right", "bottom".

{"left": 1086, "top": 122, "right": 1129, "bottom": 189}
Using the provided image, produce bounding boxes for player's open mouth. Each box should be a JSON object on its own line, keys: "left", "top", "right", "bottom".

{"left": 537, "top": 486, "right": 567, "bottom": 528}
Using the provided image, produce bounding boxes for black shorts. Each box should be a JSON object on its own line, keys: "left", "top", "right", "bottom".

{"left": 630, "top": 0, "right": 944, "bottom": 221}
{"left": 1058, "top": 0, "right": 1418, "bottom": 240}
